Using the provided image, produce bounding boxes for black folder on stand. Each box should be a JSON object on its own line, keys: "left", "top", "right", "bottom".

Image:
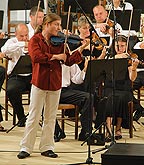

{"left": 11, "top": 55, "right": 32, "bottom": 75}
{"left": 84, "top": 58, "right": 128, "bottom": 88}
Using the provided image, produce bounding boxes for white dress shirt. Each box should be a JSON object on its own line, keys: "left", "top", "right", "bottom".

{"left": 114, "top": 2, "right": 133, "bottom": 11}
{"left": 62, "top": 64, "right": 86, "bottom": 88}
{"left": 1, "top": 37, "right": 27, "bottom": 75}
{"left": 27, "top": 23, "right": 34, "bottom": 39}
{"left": 133, "top": 41, "right": 144, "bottom": 49}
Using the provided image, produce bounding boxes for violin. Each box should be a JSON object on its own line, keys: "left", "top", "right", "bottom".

{"left": 106, "top": 19, "right": 114, "bottom": 29}
{"left": 50, "top": 31, "right": 82, "bottom": 46}
{"left": 127, "top": 51, "right": 144, "bottom": 66}
{"left": 91, "top": 32, "right": 107, "bottom": 50}
{"left": 105, "top": 19, "right": 115, "bottom": 34}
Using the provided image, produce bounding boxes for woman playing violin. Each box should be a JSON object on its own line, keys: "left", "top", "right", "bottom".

{"left": 76, "top": 16, "right": 107, "bottom": 69}
{"left": 17, "top": 13, "right": 87, "bottom": 159}
{"left": 98, "top": 35, "right": 141, "bottom": 142}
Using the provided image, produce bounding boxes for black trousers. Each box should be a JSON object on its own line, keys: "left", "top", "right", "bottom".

{"left": 56, "top": 86, "right": 94, "bottom": 134}
{"left": 7, "top": 75, "right": 31, "bottom": 121}
{"left": 0, "top": 66, "right": 6, "bottom": 122}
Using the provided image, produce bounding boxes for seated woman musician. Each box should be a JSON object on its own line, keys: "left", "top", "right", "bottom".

{"left": 100, "top": 35, "right": 139, "bottom": 141}
{"left": 75, "top": 15, "right": 108, "bottom": 70}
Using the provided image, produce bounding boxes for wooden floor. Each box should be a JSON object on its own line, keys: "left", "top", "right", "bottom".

{"left": 0, "top": 90, "right": 144, "bottom": 165}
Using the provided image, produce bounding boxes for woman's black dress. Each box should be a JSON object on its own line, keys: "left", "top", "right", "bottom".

{"left": 104, "top": 69, "right": 133, "bottom": 128}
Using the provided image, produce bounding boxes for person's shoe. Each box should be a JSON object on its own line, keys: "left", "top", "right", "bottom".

{"left": 133, "top": 110, "right": 144, "bottom": 121}
{"left": 17, "top": 117, "right": 26, "bottom": 127}
{"left": 78, "top": 130, "right": 89, "bottom": 141}
{"left": 41, "top": 150, "right": 58, "bottom": 158}
{"left": 115, "top": 134, "right": 122, "bottom": 140}
{"left": 115, "top": 129, "right": 122, "bottom": 140}
{"left": 17, "top": 151, "right": 30, "bottom": 159}
{"left": 105, "top": 135, "right": 112, "bottom": 143}
{"left": 54, "top": 130, "right": 66, "bottom": 142}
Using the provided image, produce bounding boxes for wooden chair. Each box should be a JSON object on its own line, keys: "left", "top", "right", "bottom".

{"left": 137, "top": 86, "right": 144, "bottom": 103}
{"left": 57, "top": 104, "right": 79, "bottom": 139}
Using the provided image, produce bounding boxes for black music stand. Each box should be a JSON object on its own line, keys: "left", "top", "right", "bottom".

{"left": 66, "top": 59, "right": 128, "bottom": 165}
{"left": 10, "top": 55, "right": 32, "bottom": 75}
{"left": 64, "top": 0, "right": 98, "bottom": 14}
{"left": 127, "top": 0, "right": 144, "bottom": 12}
{"left": 85, "top": 58, "right": 128, "bottom": 125}
{"left": 8, "top": 0, "right": 44, "bottom": 10}
{"left": 85, "top": 58, "right": 128, "bottom": 88}
{"left": 0, "top": 10, "right": 4, "bottom": 30}
{"left": 84, "top": 58, "right": 128, "bottom": 156}
{"left": 109, "top": 9, "right": 141, "bottom": 31}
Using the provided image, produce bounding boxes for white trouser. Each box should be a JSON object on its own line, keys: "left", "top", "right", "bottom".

{"left": 20, "top": 84, "right": 61, "bottom": 154}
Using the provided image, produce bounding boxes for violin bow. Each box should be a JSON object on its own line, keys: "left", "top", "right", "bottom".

{"left": 126, "top": 8, "right": 133, "bottom": 54}
{"left": 34, "top": 0, "right": 41, "bottom": 31}
{"left": 63, "top": 5, "right": 71, "bottom": 54}
{"left": 106, "top": 8, "right": 112, "bottom": 24}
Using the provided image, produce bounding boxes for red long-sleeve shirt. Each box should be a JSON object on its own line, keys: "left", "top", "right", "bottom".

{"left": 28, "top": 33, "right": 82, "bottom": 90}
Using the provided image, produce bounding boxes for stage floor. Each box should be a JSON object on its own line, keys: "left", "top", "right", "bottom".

{"left": 0, "top": 91, "right": 144, "bottom": 165}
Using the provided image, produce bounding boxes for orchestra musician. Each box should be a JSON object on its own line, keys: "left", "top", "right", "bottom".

{"left": 77, "top": 15, "right": 107, "bottom": 59}
{"left": 1, "top": 23, "right": 31, "bottom": 127}
{"left": 27, "top": 6, "right": 44, "bottom": 39}
{"left": 96, "top": 35, "right": 139, "bottom": 142}
{"left": 17, "top": 13, "right": 87, "bottom": 159}
{"left": 93, "top": 5, "right": 122, "bottom": 39}
{"left": 54, "top": 16, "right": 107, "bottom": 142}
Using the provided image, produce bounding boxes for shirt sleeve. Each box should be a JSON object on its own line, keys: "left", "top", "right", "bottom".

{"left": 70, "top": 64, "right": 85, "bottom": 84}
{"left": 1, "top": 38, "right": 25, "bottom": 54}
